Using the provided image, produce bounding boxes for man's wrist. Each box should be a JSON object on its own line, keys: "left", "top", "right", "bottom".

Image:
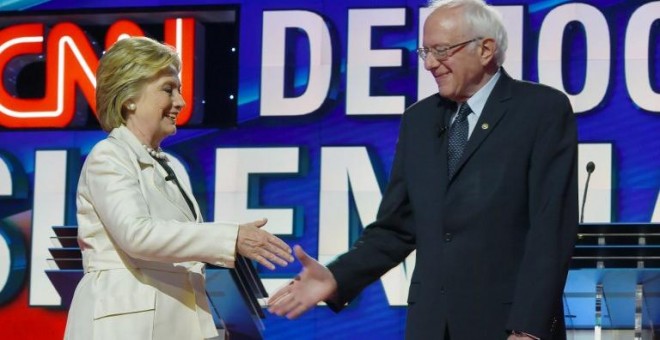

{"left": 509, "top": 330, "right": 540, "bottom": 339}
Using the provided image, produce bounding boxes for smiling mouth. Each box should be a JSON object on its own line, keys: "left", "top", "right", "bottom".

{"left": 434, "top": 73, "right": 452, "bottom": 84}
{"left": 167, "top": 113, "right": 177, "bottom": 124}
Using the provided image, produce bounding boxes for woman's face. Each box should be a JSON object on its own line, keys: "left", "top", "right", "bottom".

{"left": 126, "top": 66, "right": 185, "bottom": 146}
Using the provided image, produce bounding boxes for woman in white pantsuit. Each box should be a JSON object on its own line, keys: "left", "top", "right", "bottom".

{"left": 64, "top": 36, "right": 293, "bottom": 340}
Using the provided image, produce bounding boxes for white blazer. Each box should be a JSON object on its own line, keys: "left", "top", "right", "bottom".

{"left": 64, "top": 125, "right": 239, "bottom": 340}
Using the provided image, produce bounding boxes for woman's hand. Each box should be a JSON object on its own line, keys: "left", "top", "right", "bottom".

{"left": 237, "top": 218, "right": 294, "bottom": 269}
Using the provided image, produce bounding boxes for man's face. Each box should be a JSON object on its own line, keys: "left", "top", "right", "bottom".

{"left": 422, "top": 7, "right": 488, "bottom": 103}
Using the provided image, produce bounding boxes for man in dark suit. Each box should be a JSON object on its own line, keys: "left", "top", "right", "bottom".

{"left": 268, "top": 0, "right": 578, "bottom": 339}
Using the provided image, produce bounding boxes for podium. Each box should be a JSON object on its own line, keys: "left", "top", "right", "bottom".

{"left": 206, "top": 255, "right": 268, "bottom": 339}
{"left": 565, "top": 223, "right": 660, "bottom": 338}
{"left": 46, "top": 226, "right": 268, "bottom": 339}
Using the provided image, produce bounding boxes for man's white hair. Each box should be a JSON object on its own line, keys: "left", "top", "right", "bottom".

{"left": 427, "top": 0, "right": 507, "bottom": 66}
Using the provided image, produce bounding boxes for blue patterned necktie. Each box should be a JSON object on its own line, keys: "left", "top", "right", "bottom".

{"left": 447, "top": 103, "right": 472, "bottom": 179}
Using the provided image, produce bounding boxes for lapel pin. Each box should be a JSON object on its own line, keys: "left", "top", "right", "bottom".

{"left": 481, "top": 123, "right": 489, "bottom": 130}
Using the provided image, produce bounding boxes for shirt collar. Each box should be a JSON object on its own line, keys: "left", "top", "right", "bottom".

{"left": 464, "top": 68, "right": 502, "bottom": 119}
{"left": 110, "top": 125, "right": 155, "bottom": 165}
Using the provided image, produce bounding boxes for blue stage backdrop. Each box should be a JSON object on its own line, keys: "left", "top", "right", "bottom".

{"left": 0, "top": 0, "right": 658, "bottom": 339}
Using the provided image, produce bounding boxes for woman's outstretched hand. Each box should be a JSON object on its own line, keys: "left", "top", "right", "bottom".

{"left": 236, "top": 218, "right": 293, "bottom": 269}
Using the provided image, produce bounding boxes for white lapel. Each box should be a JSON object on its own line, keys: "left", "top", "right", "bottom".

{"left": 110, "top": 126, "right": 197, "bottom": 222}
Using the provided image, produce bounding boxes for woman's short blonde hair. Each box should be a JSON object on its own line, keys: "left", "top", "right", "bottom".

{"left": 96, "top": 36, "right": 181, "bottom": 132}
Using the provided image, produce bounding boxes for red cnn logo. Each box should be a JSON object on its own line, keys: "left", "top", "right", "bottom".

{"left": 0, "top": 17, "right": 196, "bottom": 128}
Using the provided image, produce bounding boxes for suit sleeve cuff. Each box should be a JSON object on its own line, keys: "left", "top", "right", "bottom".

{"left": 509, "top": 330, "right": 540, "bottom": 339}
{"left": 206, "top": 222, "right": 239, "bottom": 268}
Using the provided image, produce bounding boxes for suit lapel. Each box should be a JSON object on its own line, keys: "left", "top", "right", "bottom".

{"left": 166, "top": 162, "right": 203, "bottom": 222}
{"left": 150, "top": 165, "right": 196, "bottom": 222}
{"left": 112, "top": 126, "right": 197, "bottom": 222}
{"left": 450, "top": 71, "right": 513, "bottom": 182}
{"left": 430, "top": 97, "right": 455, "bottom": 194}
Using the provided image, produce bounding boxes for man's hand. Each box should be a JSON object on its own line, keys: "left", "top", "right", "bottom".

{"left": 268, "top": 245, "right": 338, "bottom": 319}
{"left": 236, "top": 218, "right": 293, "bottom": 270}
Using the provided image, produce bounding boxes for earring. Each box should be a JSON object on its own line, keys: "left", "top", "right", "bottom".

{"left": 127, "top": 103, "right": 136, "bottom": 111}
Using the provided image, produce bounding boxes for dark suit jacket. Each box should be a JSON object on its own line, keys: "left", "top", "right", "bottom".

{"left": 327, "top": 70, "right": 578, "bottom": 340}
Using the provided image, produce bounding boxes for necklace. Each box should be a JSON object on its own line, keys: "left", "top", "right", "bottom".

{"left": 143, "top": 145, "right": 167, "bottom": 160}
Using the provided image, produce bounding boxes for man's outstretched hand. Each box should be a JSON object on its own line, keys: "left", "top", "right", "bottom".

{"left": 268, "top": 245, "right": 338, "bottom": 319}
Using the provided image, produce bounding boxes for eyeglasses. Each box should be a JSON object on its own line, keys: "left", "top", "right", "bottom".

{"left": 416, "top": 38, "right": 480, "bottom": 61}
